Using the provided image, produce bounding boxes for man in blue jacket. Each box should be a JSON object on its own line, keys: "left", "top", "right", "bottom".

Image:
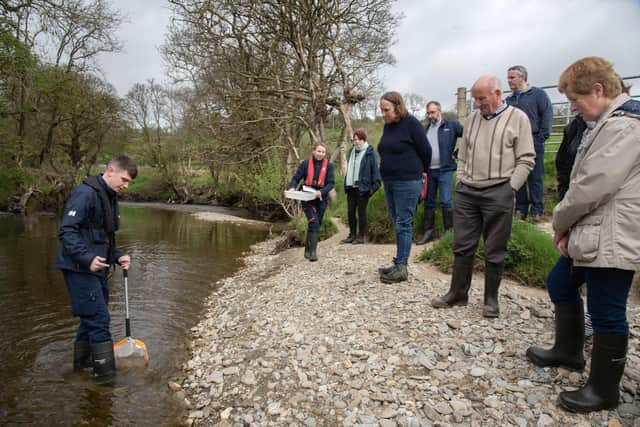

{"left": 55, "top": 155, "right": 137, "bottom": 383}
{"left": 416, "top": 101, "right": 463, "bottom": 245}
{"left": 506, "top": 65, "right": 553, "bottom": 223}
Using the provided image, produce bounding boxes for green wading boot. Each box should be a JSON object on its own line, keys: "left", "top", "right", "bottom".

{"left": 304, "top": 233, "right": 311, "bottom": 259}
{"left": 307, "top": 231, "right": 319, "bottom": 262}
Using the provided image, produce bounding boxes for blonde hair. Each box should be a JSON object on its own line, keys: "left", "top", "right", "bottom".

{"left": 558, "top": 56, "right": 622, "bottom": 97}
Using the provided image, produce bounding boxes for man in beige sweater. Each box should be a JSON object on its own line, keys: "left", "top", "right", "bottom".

{"left": 431, "top": 75, "right": 535, "bottom": 317}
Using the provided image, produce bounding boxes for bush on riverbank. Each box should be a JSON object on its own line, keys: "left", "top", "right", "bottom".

{"left": 418, "top": 219, "right": 558, "bottom": 287}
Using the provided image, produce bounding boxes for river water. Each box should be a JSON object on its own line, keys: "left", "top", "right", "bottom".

{"left": 0, "top": 205, "right": 269, "bottom": 426}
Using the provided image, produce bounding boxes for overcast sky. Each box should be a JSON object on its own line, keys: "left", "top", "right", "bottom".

{"left": 98, "top": 0, "right": 640, "bottom": 114}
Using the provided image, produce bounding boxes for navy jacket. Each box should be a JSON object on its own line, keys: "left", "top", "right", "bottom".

{"left": 425, "top": 118, "right": 464, "bottom": 172}
{"left": 506, "top": 86, "right": 553, "bottom": 143}
{"left": 289, "top": 157, "right": 335, "bottom": 198}
{"left": 55, "top": 175, "right": 122, "bottom": 277}
{"left": 343, "top": 144, "right": 382, "bottom": 193}
{"left": 377, "top": 114, "right": 431, "bottom": 181}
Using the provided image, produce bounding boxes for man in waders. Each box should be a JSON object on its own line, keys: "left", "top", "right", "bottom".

{"left": 55, "top": 155, "right": 137, "bottom": 383}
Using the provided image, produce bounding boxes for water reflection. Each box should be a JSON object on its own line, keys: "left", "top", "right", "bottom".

{"left": 0, "top": 206, "right": 268, "bottom": 425}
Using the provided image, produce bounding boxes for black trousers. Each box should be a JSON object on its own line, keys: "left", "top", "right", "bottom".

{"left": 452, "top": 181, "right": 514, "bottom": 264}
{"left": 345, "top": 187, "right": 371, "bottom": 237}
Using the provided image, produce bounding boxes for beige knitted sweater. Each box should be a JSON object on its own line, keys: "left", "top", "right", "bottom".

{"left": 458, "top": 105, "right": 535, "bottom": 190}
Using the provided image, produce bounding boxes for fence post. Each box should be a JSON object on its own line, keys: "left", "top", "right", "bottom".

{"left": 456, "top": 87, "right": 467, "bottom": 120}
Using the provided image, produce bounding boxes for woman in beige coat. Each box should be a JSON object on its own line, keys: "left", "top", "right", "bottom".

{"left": 526, "top": 57, "right": 640, "bottom": 413}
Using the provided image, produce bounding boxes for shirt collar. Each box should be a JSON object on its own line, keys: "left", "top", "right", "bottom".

{"left": 483, "top": 102, "right": 508, "bottom": 120}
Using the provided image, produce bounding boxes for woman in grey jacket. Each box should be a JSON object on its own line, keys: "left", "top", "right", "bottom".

{"left": 526, "top": 57, "right": 640, "bottom": 413}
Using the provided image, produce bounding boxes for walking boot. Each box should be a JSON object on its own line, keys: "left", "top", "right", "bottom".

{"left": 352, "top": 234, "right": 365, "bottom": 244}
{"left": 559, "top": 332, "right": 628, "bottom": 413}
{"left": 91, "top": 340, "right": 116, "bottom": 385}
{"left": 304, "top": 233, "right": 311, "bottom": 259}
{"left": 416, "top": 208, "right": 435, "bottom": 245}
{"left": 442, "top": 208, "right": 454, "bottom": 233}
{"left": 526, "top": 303, "right": 585, "bottom": 370}
{"left": 378, "top": 258, "right": 397, "bottom": 275}
{"left": 73, "top": 340, "right": 93, "bottom": 370}
{"left": 482, "top": 261, "right": 503, "bottom": 318}
{"left": 380, "top": 264, "right": 408, "bottom": 284}
{"left": 340, "top": 234, "right": 355, "bottom": 244}
{"left": 307, "top": 231, "right": 319, "bottom": 262}
{"left": 431, "top": 255, "right": 474, "bottom": 308}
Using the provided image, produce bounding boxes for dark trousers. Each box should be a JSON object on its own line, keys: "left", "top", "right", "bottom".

{"left": 452, "top": 181, "right": 514, "bottom": 263}
{"left": 547, "top": 256, "right": 633, "bottom": 334}
{"left": 64, "top": 270, "right": 111, "bottom": 343}
{"left": 345, "top": 187, "right": 371, "bottom": 237}
{"left": 302, "top": 198, "right": 327, "bottom": 232}
{"left": 516, "top": 141, "right": 545, "bottom": 216}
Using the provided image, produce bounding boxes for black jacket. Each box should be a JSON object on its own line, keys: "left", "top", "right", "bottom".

{"left": 556, "top": 116, "right": 587, "bottom": 201}
{"left": 343, "top": 144, "right": 381, "bottom": 193}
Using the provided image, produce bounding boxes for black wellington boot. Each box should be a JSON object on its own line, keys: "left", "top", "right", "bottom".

{"left": 526, "top": 303, "right": 585, "bottom": 371}
{"left": 442, "top": 208, "right": 453, "bottom": 233}
{"left": 431, "top": 255, "right": 474, "bottom": 308}
{"left": 73, "top": 340, "right": 93, "bottom": 370}
{"left": 307, "top": 231, "right": 319, "bottom": 262}
{"left": 482, "top": 261, "right": 503, "bottom": 318}
{"left": 91, "top": 340, "right": 116, "bottom": 385}
{"left": 416, "top": 208, "right": 435, "bottom": 245}
{"left": 559, "top": 332, "right": 628, "bottom": 413}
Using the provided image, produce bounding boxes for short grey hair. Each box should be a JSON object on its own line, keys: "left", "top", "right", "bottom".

{"left": 508, "top": 65, "right": 528, "bottom": 81}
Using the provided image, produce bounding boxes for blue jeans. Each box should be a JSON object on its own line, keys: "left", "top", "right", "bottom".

{"left": 424, "top": 168, "right": 454, "bottom": 209}
{"left": 516, "top": 141, "right": 545, "bottom": 215}
{"left": 383, "top": 179, "right": 422, "bottom": 265}
{"left": 64, "top": 270, "right": 112, "bottom": 343}
{"left": 547, "top": 256, "right": 633, "bottom": 334}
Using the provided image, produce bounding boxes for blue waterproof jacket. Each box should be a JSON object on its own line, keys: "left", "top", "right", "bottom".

{"left": 425, "top": 118, "right": 464, "bottom": 172}
{"left": 55, "top": 175, "right": 122, "bottom": 277}
{"left": 343, "top": 144, "right": 382, "bottom": 194}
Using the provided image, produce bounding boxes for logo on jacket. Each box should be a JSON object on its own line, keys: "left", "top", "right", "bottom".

{"left": 67, "top": 210, "right": 77, "bottom": 217}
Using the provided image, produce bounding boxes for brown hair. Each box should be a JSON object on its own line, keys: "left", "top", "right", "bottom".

{"left": 312, "top": 142, "right": 327, "bottom": 151}
{"left": 380, "top": 91, "right": 408, "bottom": 120}
{"left": 558, "top": 56, "right": 622, "bottom": 98}
{"left": 109, "top": 155, "right": 138, "bottom": 179}
{"left": 353, "top": 128, "right": 367, "bottom": 141}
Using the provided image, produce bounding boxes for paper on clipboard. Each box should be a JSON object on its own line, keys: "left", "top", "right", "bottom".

{"left": 302, "top": 185, "right": 316, "bottom": 193}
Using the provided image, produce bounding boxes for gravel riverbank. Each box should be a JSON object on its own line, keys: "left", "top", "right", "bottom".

{"left": 176, "top": 223, "right": 640, "bottom": 427}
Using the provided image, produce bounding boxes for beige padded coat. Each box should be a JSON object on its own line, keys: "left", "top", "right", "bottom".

{"left": 552, "top": 94, "right": 640, "bottom": 270}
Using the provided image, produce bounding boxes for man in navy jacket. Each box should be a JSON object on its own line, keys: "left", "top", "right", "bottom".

{"left": 506, "top": 65, "right": 553, "bottom": 222}
{"left": 416, "top": 101, "right": 463, "bottom": 245}
{"left": 56, "top": 155, "right": 137, "bottom": 383}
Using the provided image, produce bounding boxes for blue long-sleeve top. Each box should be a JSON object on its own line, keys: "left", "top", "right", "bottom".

{"left": 377, "top": 114, "right": 431, "bottom": 181}
{"left": 506, "top": 86, "right": 553, "bottom": 142}
{"left": 289, "top": 157, "right": 335, "bottom": 198}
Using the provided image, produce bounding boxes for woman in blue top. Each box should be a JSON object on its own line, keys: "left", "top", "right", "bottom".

{"left": 377, "top": 92, "right": 431, "bottom": 283}
{"left": 288, "top": 142, "right": 335, "bottom": 261}
{"left": 341, "top": 128, "right": 381, "bottom": 244}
